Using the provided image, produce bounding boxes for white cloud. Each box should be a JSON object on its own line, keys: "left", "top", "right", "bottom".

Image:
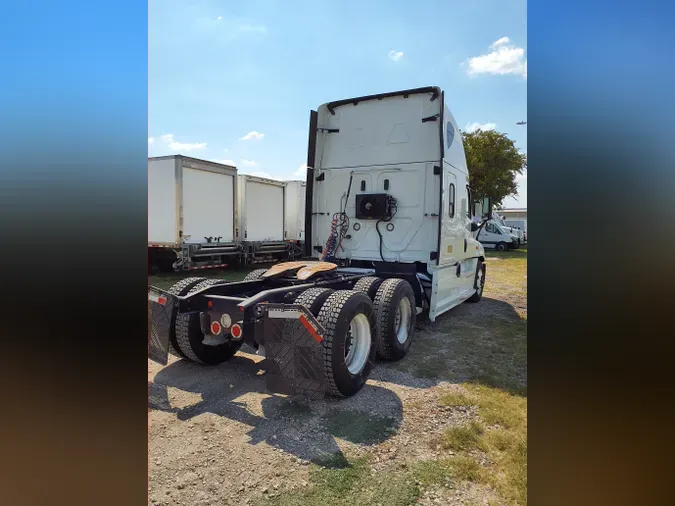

{"left": 239, "top": 131, "right": 265, "bottom": 141}
{"left": 217, "top": 16, "right": 222, "bottom": 21}
{"left": 293, "top": 164, "right": 308, "bottom": 178}
{"left": 490, "top": 37, "right": 510, "bottom": 49}
{"left": 240, "top": 159, "right": 258, "bottom": 167}
{"left": 159, "top": 133, "right": 206, "bottom": 152}
{"left": 467, "top": 38, "right": 527, "bottom": 79}
{"left": 465, "top": 122, "right": 497, "bottom": 133}
{"left": 148, "top": 137, "right": 154, "bottom": 145}
{"left": 388, "top": 50, "right": 404, "bottom": 62}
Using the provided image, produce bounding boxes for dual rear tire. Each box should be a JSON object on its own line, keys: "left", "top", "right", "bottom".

{"left": 295, "top": 277, "right": 417, "bottom": 396}
{"left": 164, "top": 274, "right": 419, "bottom": 398}
{"left": 166, "top": 277, "right": 242, "bottom": 364}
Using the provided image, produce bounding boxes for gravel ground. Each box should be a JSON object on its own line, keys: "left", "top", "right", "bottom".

{"left": 149, "top": 255, "right": 526, "bottom": 506}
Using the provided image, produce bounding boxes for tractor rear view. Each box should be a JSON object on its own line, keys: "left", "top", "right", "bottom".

{"left": 149, "top": 261, "right": 416, "bottom": 397}
{"left": 148, "top": 86, "right": 492, "bottom": 398}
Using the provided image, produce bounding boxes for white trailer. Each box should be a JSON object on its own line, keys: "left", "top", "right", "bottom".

{"left": 236, "top": 175, "right": 299, "bottom": 262}
{"left": 148, "top": 155, "right": 239, "bottom": 271}
{"left": 283, "top": 180, "right": 306, "bottom": 242}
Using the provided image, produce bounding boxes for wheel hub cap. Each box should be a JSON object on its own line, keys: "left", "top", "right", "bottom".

{"left": 345, "top": 314, "right": 371, "bottom": 374}
{"left": 395, "top": 298, "right": 412, "bottom": 344}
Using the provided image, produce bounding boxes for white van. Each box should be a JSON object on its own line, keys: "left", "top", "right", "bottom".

{"left": 493, "top": 212, "right": 523, "bottom": 244}
{"left": 476, "top": 219, "right": 520, "bottom": 251}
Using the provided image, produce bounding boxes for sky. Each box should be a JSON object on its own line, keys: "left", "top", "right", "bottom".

{"left": 149, "top": 0, "right": 527, "bottom": 208}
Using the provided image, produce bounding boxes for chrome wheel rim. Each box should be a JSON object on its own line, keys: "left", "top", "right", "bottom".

{"left": 394, "top": 298, "right": 412, "bottom": 344}
{"left": 344, "top": 314, "right": 371, "bottom": 374}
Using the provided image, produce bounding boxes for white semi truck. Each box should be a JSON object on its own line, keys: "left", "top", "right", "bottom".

{"left": 149, "top": 86, "right": 492, "bottom": 398}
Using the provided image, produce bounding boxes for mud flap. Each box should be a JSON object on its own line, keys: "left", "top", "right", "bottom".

{"left": 148, "top": 288, "right": 178, "bottom": 365}
{"left": 261, "top": 304, "right": 326, "bottom": 398}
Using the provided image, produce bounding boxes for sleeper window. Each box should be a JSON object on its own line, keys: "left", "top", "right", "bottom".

{"left": 448, "top": 183, "right": 456, "bottom": 218}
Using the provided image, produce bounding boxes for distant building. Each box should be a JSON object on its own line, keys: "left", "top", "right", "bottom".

{"left": 499, "top": 208, "right": 528, "bottom": 233}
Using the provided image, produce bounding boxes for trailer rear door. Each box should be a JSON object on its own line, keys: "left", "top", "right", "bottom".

{"left": 245, "top": 180, "right": 284, "bottom": 241}
{"left": 182, "top": 168, "right": 235, "bottom": 243}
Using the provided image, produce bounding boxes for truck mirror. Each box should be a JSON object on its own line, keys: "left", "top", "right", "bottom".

{"left": 481, "top": 197, "right": 492, "bottom": 220}
{"left": 473, "top": 202, "right": 482, "bottom": 219}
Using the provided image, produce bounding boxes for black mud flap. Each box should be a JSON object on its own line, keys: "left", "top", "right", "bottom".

{"left": 148, "top": 287, "right": 178, "bottom": 365}
{"left": 261, "top": 304, "right": 326, "bottom": 398}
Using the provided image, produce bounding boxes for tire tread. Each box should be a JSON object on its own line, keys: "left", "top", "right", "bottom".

{"left": 166, "top": 277, "right": 207, "bottom": 358}
{"left": 175, "top": 278, "right": 236, "bottom": 363}
{"left": 243, "top": 269, "right": 268, "bottom": 281}
{"left": 353, "top": 276, "right": 383, "bottom": 300}
{"left": 372, "top": 278, "right": 416, "bottom": 360}
{"left": 316, "top": 290, "right": 374, "bottom": 397}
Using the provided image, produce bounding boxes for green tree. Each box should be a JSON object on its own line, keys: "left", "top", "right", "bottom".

{"left": 462, "top": 129, "right": 527, "bottom": 207}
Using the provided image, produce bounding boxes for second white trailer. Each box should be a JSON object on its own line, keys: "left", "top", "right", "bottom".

{"left": 283, "top": 180, "right": 306, "bottom": 242}
{"left": 236, "top": 175, "right": 286, "bottom": 242}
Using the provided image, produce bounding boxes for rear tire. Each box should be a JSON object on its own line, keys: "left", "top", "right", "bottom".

{"left": 496, "top": 242, "right": 507, "bottom": 252}
{"left": 372, "top": 278, "right": 417, "bottom": 361}
{"left": 166, "top": 277, "right": 208, "bottom": 358}
{"left": 294, "top": 288, "right": 335, "bottom": 316}
{"left": 175, "top": 278, "right": 243, "bottom": 364}
{"left": 316, "top": 290, "right": 376, "bottom": 397}
{"left": 467, "top": 261, "right": 486, "bottom": 303}
{"left": 243, "top": 268, "right": 268, "bottom": 281}
{"left": 353, "top": 276, "right": 384, "bottom": 300}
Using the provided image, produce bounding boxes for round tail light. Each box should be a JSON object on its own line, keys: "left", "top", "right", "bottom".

{"left": 230, "top": 323, "right": 242, "bottom": 340}
{"left": 210, "top": 321, "right": 222, "bottom": 335}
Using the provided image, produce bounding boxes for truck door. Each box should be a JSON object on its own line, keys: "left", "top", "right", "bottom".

{"left": 438, "top": 167, "right": 462, "bottom": 264}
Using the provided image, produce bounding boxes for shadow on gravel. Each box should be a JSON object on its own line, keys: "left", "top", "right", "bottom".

{"left": 149, "top": 354, "right": 403, "bottom": 468}
{"left": 373, "top": 296, "right": 527, "bottom": 397}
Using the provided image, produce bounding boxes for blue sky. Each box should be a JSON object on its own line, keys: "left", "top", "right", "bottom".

{"left": 149, "top": 0, "right": 527, "bottom": 208}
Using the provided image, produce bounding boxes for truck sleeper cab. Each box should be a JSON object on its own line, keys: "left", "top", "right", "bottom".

{"left": 148, "top": 87, "right": 490, "bottom": 398}
{"left": 305, "top": 86, "right": 487, "bottom": 322}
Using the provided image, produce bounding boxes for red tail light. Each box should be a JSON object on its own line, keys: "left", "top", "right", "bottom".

{"left": 231, "top": 323, "right": 242, "bottom": 339}
{"left": 210, "top": 321, "right": 222, "bottom": 335}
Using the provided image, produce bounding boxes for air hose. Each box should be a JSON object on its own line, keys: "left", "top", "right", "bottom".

{"left": 321, "top": 172, "right": 354, "bottom": 261}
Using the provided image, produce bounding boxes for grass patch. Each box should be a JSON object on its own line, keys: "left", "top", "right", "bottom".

{"left": 391, "top": 248, "right": 527, "bottom": 394}
{"left": 395, "top": 317, "right": 527, "bottom": 396}
{"left": 412, "top": 459, "right": 453, "bottom": 487}
{"left": 465, "top": 384, "right": 526, "bottom": 429}
{"left": 441, "top": 421, "right": 484, "bottom": 451}
{"left": 488, "top": 245, "right": 528, "bottom": 259}
{"left": 439, "top": 391, "right": 473, "bottom": 407}
{"left": 435, "top": 384, "right": 527, "bottom": 505}
{"left": 447, "top": 455, "right": 485, "bottom": 482}
{"left": 259, "top": 455, "right": 420, "bottom": 506}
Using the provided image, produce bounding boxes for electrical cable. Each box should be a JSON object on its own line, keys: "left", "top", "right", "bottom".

{"left": 376, "top": 196, "right": 398, "bottom": 261}
{"left": 321, "top": 172, "right": 354, "bottom": 261}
